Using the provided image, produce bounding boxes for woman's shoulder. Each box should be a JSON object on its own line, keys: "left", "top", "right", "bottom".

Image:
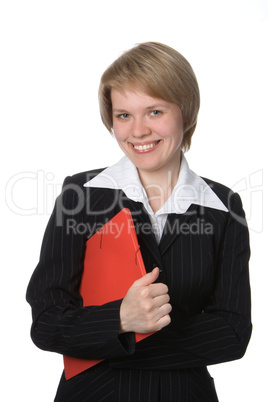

{"left": 202, "top": 176, "right": 243, "bottom": 213}
{"left": 56, "top": 167, "right": 111, "bottom": 217}
{"left": 62, "top": 167, "right": 106, "bottom": 188}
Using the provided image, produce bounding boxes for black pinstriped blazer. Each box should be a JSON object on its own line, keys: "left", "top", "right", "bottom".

{"left": 26, "top": 167, "right": 252, "bottom": 402}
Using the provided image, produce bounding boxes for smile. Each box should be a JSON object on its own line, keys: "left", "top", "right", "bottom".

{"left": 132, "top": 141, "right": 160, "bottom": 151}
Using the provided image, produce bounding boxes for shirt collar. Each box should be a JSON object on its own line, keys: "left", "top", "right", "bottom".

{"left": 84, "top": 154, "right": 228, "bottom": 214}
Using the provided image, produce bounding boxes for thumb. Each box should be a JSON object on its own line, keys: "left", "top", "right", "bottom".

{"left": 135, "top": 267, "right": 160, "bottom": 287}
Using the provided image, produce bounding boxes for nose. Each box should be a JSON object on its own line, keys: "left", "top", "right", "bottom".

{"left": 131, "top": 117, "right": 151, "bottom": 138}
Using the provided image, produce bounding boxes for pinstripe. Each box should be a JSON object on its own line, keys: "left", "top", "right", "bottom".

{"left": 26, "top": 170, "right": 251, "bottom": 401}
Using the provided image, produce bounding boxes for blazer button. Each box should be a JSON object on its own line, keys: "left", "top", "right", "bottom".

{"left": 152, "top": 263, "right": 162, "bottom": 273}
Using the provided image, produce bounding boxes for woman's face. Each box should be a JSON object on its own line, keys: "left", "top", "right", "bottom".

{"left": 111, "top": 87, "right": 184, "bottom": 177}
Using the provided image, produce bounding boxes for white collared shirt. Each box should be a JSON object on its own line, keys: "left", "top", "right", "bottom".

{"left": 84, "top": 154, "right": 228, "bottom": 243}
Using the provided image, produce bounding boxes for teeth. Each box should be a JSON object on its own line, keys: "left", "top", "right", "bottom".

{"left": 133, "top": 142, "right": 158, "bottom": 150}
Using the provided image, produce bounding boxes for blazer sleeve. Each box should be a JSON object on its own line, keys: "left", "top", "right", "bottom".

{"left": 110, "top": 192, "right": 252, "bottom": 370}
{"left": 26, "top": 176, "right": 135, "bottom": 360}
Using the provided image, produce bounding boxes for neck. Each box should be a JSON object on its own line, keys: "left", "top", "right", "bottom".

{"left": 138, "top": 152, "right": 182, "bottom": 213}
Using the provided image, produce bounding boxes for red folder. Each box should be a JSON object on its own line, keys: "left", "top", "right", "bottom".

{"left": 63, "top": 208, "right": 152, "bottom": 380}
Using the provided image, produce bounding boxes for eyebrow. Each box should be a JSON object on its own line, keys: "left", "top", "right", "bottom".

{"left": 112, "top": 109, "right": 129, "bottom": 114}
{"left": 112, "top": 103, "right": 167, "bottom": 114}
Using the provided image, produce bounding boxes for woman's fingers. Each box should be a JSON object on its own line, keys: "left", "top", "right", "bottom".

{"left": 133, "top": 267, "right": 160, "bottom": 287}
{"left": 119, "top": 268, "right": 172, "bottom": 334}
{"left": 154, "top": 313, "right": 172, "bottom": 332}
{"left": 147, "top": 282, "right": 169, "bottom": 298}
{"left": 152, "top": 293, "right": 171, "bottom": 309}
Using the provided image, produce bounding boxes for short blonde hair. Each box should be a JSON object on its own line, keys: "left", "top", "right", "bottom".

{"left": 99, "top": 42, "right": 200, "bottom": 151}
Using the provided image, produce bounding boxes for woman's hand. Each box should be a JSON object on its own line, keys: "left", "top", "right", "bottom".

{"left": 119, "top": 267, "right": 172, "bottom": 334}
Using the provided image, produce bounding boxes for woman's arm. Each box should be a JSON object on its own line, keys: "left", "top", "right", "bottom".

{"left": 26, "top": 176, "right": 135, "bottom": 360}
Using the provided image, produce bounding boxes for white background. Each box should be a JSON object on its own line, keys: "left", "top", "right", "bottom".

{"left": 1, "top": 0, "right": 267, "bottom": 400}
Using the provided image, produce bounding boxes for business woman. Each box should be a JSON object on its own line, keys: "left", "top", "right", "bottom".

{"left": 26, "top": 42, "right": 252, "bottom": 401}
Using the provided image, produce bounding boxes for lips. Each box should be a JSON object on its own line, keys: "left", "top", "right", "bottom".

{"left": 131, "top": 140, "right": 161, "bottom": 153}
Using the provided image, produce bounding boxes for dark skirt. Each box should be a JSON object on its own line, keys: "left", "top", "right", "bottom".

{"left": 55, "top": 361, "right": 219, "bottom": 402}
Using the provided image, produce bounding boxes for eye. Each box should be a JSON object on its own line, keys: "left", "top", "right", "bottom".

{"left": 150, "top": 110, "right": 161, "bottom": 116}
{"left": 118, "top": 113, "right": 130, "bottom": 119}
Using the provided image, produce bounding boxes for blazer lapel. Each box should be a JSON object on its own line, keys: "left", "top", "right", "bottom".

{"left": 121, "top": 197, "right": 163, "bottom": 270}
{"left": 159, "top": 204, "right": 199, "bottom": 255}
{"left": 120, "top": 194, "right": 200, "bottom": 268}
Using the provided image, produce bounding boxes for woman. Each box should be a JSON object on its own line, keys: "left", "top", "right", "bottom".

{"left": 26, "top": 42, "right": 252, "bottom": 401}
